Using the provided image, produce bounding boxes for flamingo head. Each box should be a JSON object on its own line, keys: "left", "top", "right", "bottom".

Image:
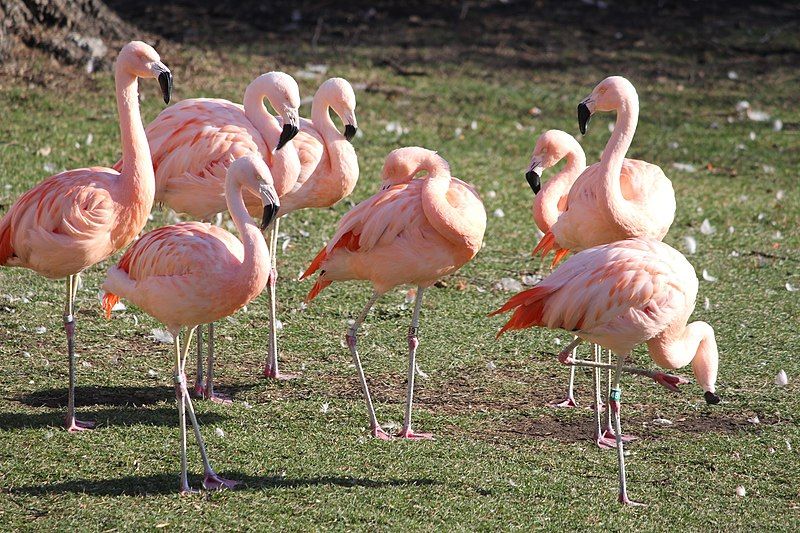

{"left": 526, "top": 130, "right": 580, "bottom": 194}
{"left": 578, "top": 76, "right": 636, "bottom": 134}
{"left": 380, "top": 147, "right": 448, "bottom": 189}
{"left": 256, "top": 72, "right": 301, "bottom": 151}
{"left": 229, "top": 155, "right": 281, "bottom": 230}
{"left": 117, "top": 41, "right": 173, "bottom": 104}
{"left": 321, "top": 78, "right": 358, "bottom": 142}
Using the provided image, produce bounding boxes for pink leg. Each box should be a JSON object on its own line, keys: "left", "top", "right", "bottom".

{"left": 63, "top": 276, "right": 95, "bottom": 433}
{"left": 397, "top": 288, "right": 434, "bottom": 440}
{"left": 193, "top": 324, "right": 205, "bottom": 397}
{"left": 262, "top": 219, "right": 298, "bottom": 381}
{"left": 199, "top": 323, "right": 232, "bottom": 405}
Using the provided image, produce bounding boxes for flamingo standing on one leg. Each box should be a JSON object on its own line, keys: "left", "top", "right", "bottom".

{"left": 301, "top": 147, "right": 485, "bottom": 440}
{"left": 524, "top": 130, "right": 587, "bottom": 408}
{"left": 491, "top": 237, "right": 720, "bottom": 505}
{"left": 0, "top": 41, "right": 172, "bottom": 432}
{"left": 263, "top": 77, "right": 359, "bottom": 380}
{"left": 120, "top": 71, "right": 302, "bottom": 398}
{"left": 101, "top": 155, "right": 278, "bottom": 493}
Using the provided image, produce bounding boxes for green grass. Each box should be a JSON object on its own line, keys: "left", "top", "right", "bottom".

{"left": 1, "top": 9, "right": 800, "bottom": 530}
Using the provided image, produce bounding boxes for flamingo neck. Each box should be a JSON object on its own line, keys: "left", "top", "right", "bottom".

{"left": 225, "top": 179, "right": 270, "bottom": 276}
{"left": 646, "top": 321, "right": 718, "bottom": 389}
{"left": 115, "top": 65, "right": 155, "bottom": 204}
{"left": 536, "top": 151, "right": 587, "bottom": 231}
{"left": 243, "top": 83, "right": 281, "bottom": 151}
{"left": 598, "top": 92, "right": 639, "bottom": 232}
{"left": 311, "top": 92, "right": 357, "bottom": 187}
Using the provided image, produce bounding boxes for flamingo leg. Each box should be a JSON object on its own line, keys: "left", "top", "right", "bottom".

{"left": 610, "top": 351, "right": 645, "bottom": 506}
{"left": 173, "top": 332, "right": 195, "bottom": 494}
{"left": 346, "top": 291, "right": 389, "bottom": 440}
{"left": 177, "top": 327, "right": 238, "bottom": 491}
{"left": 601, "top": 348, "right": 637, "bottom": 443}
{"left": 564, "top": 357, "right": 689, "bottom": 391}
{"left": 64, "top": 274, "right": 94, "bottom": 432}
{"left": 264, "top": 217, "right": 297, "bottom": 380}
{"left": 593, "top": 344, "right": 616, "bottom": 449}
{"left": 397, "top": 287, "right": 433, "bottom": 440}
{"left": 194, "top": 324, "right": 204, "bottom": 397}
{"left": 201, "top": 322, "right": 230, "bottom": 404}
{"left": 551, "top": 337, "right": 578, "bottom": 408}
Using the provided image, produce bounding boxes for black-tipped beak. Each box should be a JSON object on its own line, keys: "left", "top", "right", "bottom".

{"left": 344, "top": 124, "right": 357, "bottom": 142}
{"left": 276, "top": 124, "right": 299, "bottom": 151}
{"left": 577, "top": 102, "right": 591, "bottom": 135}
{"left": 158, "top": 70, "right": 173, "bottom": 104}
{"left": 261, "top": 203, "right": 280, "bottom": 231}
{"left": 525, "top": 170, "right": 541, "bottom": 195}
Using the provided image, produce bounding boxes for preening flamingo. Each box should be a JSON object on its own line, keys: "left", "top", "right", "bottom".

{"left": 533, "top": 76, "right": 676, "bottom": 264}
{"left": 491, "top": 237, "right": 720, "bottom": 505}
{"left": 124, "top": 71, "right": 301, "bottom": 397}
{"left": 264, "top": 77, "right": 359, "bottom": 380}
{"left": 301, "top": 147, "right": 485, "bottom": 440}
{"left": 0, "top": 41, "right": 172, "bottom": 432}
{"left": 102, "top": 154, "right": 278, "bottom": 493}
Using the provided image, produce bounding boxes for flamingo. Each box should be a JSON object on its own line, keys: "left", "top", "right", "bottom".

{"left": 533, "top": 76, "right": 676, "bottom": 264}
{"left": 491, "top": 237, "right": 720, "bottom": 505}
{"left": 0, "top": 41, "right": 172, "bottom": 432}
{"left": 123, "top": 71, "right": 301, "bottom": 398}
{"left": 264, "top": 77, "right": 359, "bottom": 380}
{"left": 301, "top": 147, "right": 485, "bottom": 440}
{"left": 525, "top": 130, "right": 587, "bottom": 408}
{"left": 101, "top": 154, "right": 278, "bottom": 493}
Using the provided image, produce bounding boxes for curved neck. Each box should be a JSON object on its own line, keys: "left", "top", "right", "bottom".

{"left": 536, "top": 150, "right": 587, "bottom": 231}
{"left": 646, "top": 320, "right": 718, "bottom": 390}
{"left": 311, "top": 92, "right": 357, "bottom": 183}
{"left": 243, "top": 83, "right": 281, "bottom": 151}
{"left": 421, "top": 160, "right": 482, "bottom": 252}
{"left": 115, "top": 65, "right": 154, "bottom": 198}
{"left": 600, "top": 95, "right": 640, "bottom": 232}
{"left": 225, "top": 179, "right": 270, "bottom": 276}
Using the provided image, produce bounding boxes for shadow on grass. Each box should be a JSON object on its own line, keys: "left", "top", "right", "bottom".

{"left": 0, "top": 406, "right": 227, "bottom": 430}
{"left": 13, "top": 385, "right": 175, "bottom": 408}
{"left": 11, "top": 473, "right": 437, "bottom": 496}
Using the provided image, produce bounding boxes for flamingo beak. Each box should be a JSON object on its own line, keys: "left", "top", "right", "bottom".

{"left": 344, "top": 124, "right": 357, "bottom": 142}
{"left": 261, "top": 203, "right": 280, "bottom": 231}
{"left": 525, "top": 169, "right": 541, "bottom": 195}
{"left": 577, "top": 101, "right": 592, "bottom": 135}
{"left": 276, "top": 123, "right": 299, "bottom": 151}
{"left": 258, "top": 183, "right": 280, "bottom": 230}
{"left": 153, "top": 62, "right": 173, "bottom": 104}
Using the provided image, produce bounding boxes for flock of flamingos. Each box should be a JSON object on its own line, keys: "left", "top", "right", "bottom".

{"left": 0, "top": 41, "right": 720, "bottom": 504}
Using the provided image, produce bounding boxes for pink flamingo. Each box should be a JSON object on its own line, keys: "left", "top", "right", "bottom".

{"left": 533, "top": 76, "right": 676, "bottom": 265}
{"left": 264, "top": 77, "right": 359, "bottom": 380}
{"left": 125, "top": 71, "right": 301, "bottom": 396}
{"left": 491, "top": 237, "right": 720, "bottom": 505}
{"left": 101, "top": 154, "right": 278, "bottom": 493}
{"left": 301, "top": 147, "right": 485, "bottom": 440}
{"left": 0, "top": 41, "right": 172, "bottom": 432}
{"left": 526, "top": 130, "right": 588, "bottom": 408}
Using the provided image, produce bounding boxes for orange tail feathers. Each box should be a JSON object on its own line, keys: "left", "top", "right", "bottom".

{"left": 301, "top": 246, "right": 328, "bottom": 280}
{"left": 101, "top": 292, "right": 121, "bottom": 319}
{"left": 305, "top": 277, "right": 332, "bottom": 303}
{"left": 489, "top": 286, "right": 553, "bottom": 338}
{"left": 532, "top": 231, "right": 556, "bottom": 257}
{"left": 551, "top": 248, "right": 570, "bottom": 267}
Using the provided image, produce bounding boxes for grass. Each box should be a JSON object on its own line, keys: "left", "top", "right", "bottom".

{"left": 1, "top": 2, "right": 799, "bottom": 529}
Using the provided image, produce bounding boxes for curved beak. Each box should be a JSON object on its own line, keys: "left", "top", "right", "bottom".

{"left": 276, "top": 123, "right": 299, "bottom": 151}
{"left": 258, "top": 184, "right": 281, "bottom": 230}
{"left": 577, "top": 100, "right": 592, "bottom": 135}
{"left": 525, "top": 169, "right": 542, "bottom": 195}
{"left": 344, "top": 124, "right": 357, "bottom": 142}
{"left": 153, "top": 62, "right": 173, "bottom": 104}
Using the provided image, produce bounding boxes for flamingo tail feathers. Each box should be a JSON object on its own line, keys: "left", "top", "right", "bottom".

{"left": 489, "top": 286, "right": 555, "bottom": 338}
{"left": 101, "top": 292, "right": 121, "bottom": 319}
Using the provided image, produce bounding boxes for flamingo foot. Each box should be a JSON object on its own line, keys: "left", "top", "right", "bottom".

{"left": 371, "top": 426, "right": 392, "bottom": 441}
{"left": 180, "top": 484, "right": 200, "bottom": 495}
{"left": 193, "top": 381, "right": 206, "bottom": 398}
{"left": 602, "top": 427, "right": 637, "bottom": 443}
{"left": 203, "top": 471, "right": 239, "bottom": 491}
{"left": 65, "top": 416, "right": 96, "bottom": 432}
{"left": 262, "top": 366, "right": 299, "bottom": 381}
{"left": 549, "top": 396, "right": 578, "bottom": 408}
{"left": 595, "top": 434, "right": 619, "bottom": 449}
{"left": 206, "top": 391, "right": 233, "bottom": 405}
{"left": 396, "top": 427, "right": 435, "bottom": 440}
{"left": 618, "top": 493, "right": 646, "bottom": 506}
{"left": 652, "top": 371, "right": 690, "bottom": 392}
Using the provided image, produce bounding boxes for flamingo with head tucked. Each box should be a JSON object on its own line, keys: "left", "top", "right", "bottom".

{"left": 102, "top": 154, "right": 279, "bottom": 493}
{"left": 122, "top": 71, "right": 301, "bottom": 399}
{"left": 525, "top": 129, "right": 588, "bottom": 409}
{"left": 301, "top": 147, "right": 485, "bottom": 440}
{"left": 0, "top": 41, "right": 172, "bottom": 432}
{"left": 492, "top": 237, "right": 720, "bottom": 505}
{"left": 264, "top": 77, "right": 359, "bottom": 380}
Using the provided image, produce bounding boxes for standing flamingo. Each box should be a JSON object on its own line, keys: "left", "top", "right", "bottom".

{"left": 124, "top": 71, "right": 301, "bottom": 398}
{"left": 101, "top": 155, "right": 278, "bottom": 493}
{"left": 0, "top": 41, "right": 172, "bottom": 432}
{"left": 264, "top": 77, "right": 359, "bottom": 380}
{"left": 491, "top": 237, "right": 720, "bottom": 505}
{"left": 525, "top": 130, "right": 587, "bottom": 408}
{"left": 533, "top": 76, "right": 675, "bottom": 264}
{"left": 301, "top": 147, "right": 485, "bottom": 440}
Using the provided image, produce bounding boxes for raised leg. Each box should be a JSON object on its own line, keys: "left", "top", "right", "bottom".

{"left": 397, "top": 287, "right": 433, "bottom": 440}
{"left": 173, "top": 333, "right": 195, "bottom": 494}
{"left": 203, "top": 322, "right": 230, "bottom": 404}
{"left": 263, "top": 217, "right": 297, "bottom": 380}
{"left": 346, "top": 291, "right": 389, "bottom": 440}
{"left": 64, "top": 274, "right": 95, "bottom": 432}
{"left": 194, "top": 324, "right": 205, "bottom": 397}
{"left": 179, "top": 327, "right": 238, "bottom": 491}
{"left": 610, "top": 351, "right": 645, "bottom": 506}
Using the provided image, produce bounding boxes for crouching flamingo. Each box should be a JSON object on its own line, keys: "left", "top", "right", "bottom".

{"left": 491, "top": 237, "right": 720, "bottom": 505}
{"left": 0, "top": 41, "right": 172, "bottom": 432}
{"left": 301, "top": 147, "right": 486, "bottom": 440}
{"left": 102, "top": 155, "right": 278, "bottom": 493}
